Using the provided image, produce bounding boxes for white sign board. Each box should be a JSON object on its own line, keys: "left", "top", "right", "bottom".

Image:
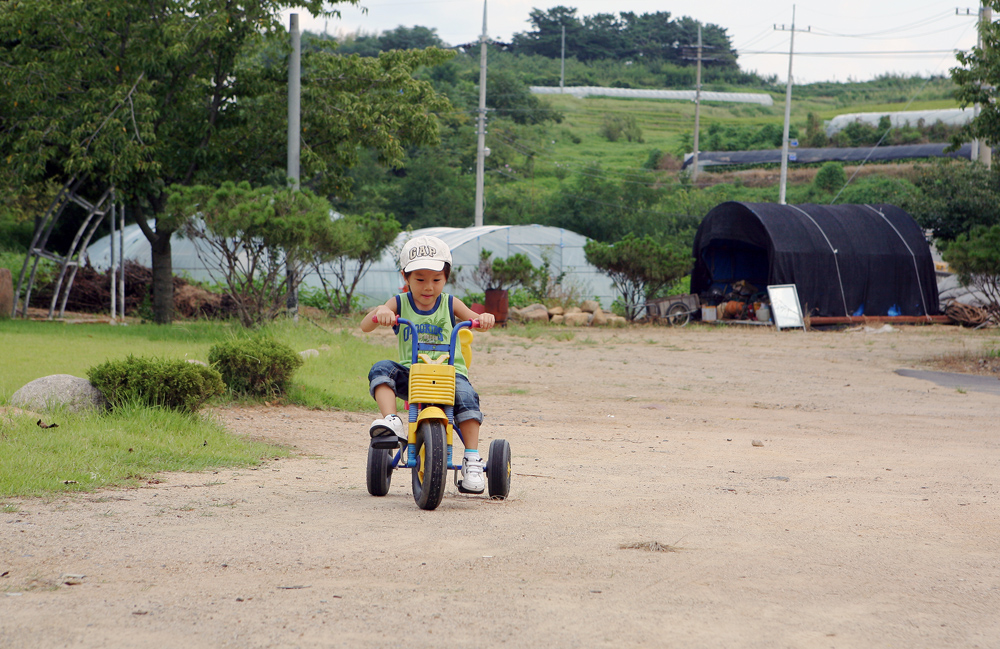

{"left": 767, "top": 284, "right": 805, "bottom": 330}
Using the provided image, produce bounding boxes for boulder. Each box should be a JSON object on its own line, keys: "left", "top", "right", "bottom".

{"left": 548, "top": 306, "right": 565, "bottom": 316}
{"left": 591, "top": 309, "right": 609, "bottom": 326}
{"left": 564, "top": 312, "right": 591, "bottom": 326}
{"left": 0, "top": 268, "right": 13, "bottom": 318}
{"left": 507, "top": 306, "right": 521, "bottom": 322}
{"left": 550, "top": 314, "right": 565, "bottom": 325}
{"left": 566, "top": 306, "right": 583, "bottom": 315}
{"left": 609, "top": 315, "right": 628, "bottom": 327}
{"left": 580, "top": 300, "right": 601, "bottom": 313}
{"left": 11, "top": 374, "right": 107, "bottom": 414}
{"left": 519, "top": 303, "right": 550, "bottom": 323}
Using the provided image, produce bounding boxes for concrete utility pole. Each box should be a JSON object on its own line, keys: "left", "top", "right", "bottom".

{"left": 474, "top": 1, "right": 489, "bottom": 227}
{"left": 980, "top": 4, "right": 993, "bottom": 169}
{"left": 774, "top": 6, "right": 810, "bottom": 205}
{"left": 560, "top": 25, "right": 566, "bottom": 92}
{"left": 692, "top": 25, "right": 703, "bottom": 184}
{"left": 286, "top": 14, "right": 301, "bottom": 318}
{"left": 287, "top": 14, "right": 301, "bottom": 191}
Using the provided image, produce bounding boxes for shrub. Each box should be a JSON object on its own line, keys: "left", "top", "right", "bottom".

{"left": 814, "top": 162, "right": 847, "bottom": 192}
{"left": 208, "top": 337, "right": 303, "bottom": 397}
{"left": 87, "top": 356, "right": 225, "bottom": 412}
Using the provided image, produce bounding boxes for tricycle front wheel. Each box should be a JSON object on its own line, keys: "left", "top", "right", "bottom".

{"left": 411, "top": 420, "right": 447, "bottom": 510}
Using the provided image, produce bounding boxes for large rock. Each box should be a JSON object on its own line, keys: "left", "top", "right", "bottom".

{"left": 547, "top": 306, "right": 565, "bottom": 317}
{"left": 580, "top": 300, "right": 601, "bottom": 314}
{"left": 591, "top": 308, "right": 609, "bottom": 326}
{"left": 11, "top": 374, "right": 107, "bottom": 414}
{"left": 0, "top": 268, "right": 13, "bottom": 318}
{"left": 564, "top": 312, "right": 591, "bottom": 326}
{"left": 518, "top": 303, "right": 551, "bottom": 323}
{"left": 550, "top": 314, "right": 565, "bottom": 325}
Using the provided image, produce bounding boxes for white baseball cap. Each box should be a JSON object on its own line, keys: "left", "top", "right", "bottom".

{"left": 399, "top": 235, "right": 452, "bottom": 273}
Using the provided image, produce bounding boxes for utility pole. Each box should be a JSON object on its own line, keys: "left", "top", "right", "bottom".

{"left": 979, "top": 3, "right": 992, "bottom": 169}
{"left": 560, "top": 25, "right": 566, "bottom": 92}
{"left": 474, "top": 1, "right": 488, "bottom": 228}
{"left": 774, "top": 6, "right": 810, "bottom": 205}
{"left": 286, "top": 13, "right": 301, "bottom": 318}
{"left": 692, "top": 25, "right": 703, "bottom": 184}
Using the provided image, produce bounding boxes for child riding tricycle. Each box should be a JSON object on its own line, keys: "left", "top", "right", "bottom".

{"left": 359, "top": 235, "right": 512, "bottom": 510}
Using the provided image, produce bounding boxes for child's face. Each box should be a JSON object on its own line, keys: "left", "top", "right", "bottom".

{"left": 404, "top": 269, "right": 447, "bottom": 310}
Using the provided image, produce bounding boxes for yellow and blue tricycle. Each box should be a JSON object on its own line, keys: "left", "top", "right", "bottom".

{"left": 366, "top": 316, "right": 512, "bottom": 510}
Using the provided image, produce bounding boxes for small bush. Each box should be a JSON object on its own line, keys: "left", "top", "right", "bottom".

{"left": 814, "top": 162, "right": 847, "bottom": 192}
{"left": 88, "top": 356, "right": 225, "bottom": 412}
{"left": 208, "top": 337, "right": 303, "bottom": 397}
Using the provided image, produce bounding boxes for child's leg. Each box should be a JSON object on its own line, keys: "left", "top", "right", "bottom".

{"left": 373, "top": 384, "right": 397, "bottom": 417}
{"left": 458, "top": 419, "right": 480, "bottom": 452}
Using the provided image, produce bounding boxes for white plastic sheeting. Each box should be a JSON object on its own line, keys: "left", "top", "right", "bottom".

{"left": 825, "top": 108, "right": 973, "bottom": 137}
{"left": 530, "top": 86, "right": 774, "bottom": 106}
{"left": 86, "top": 224, "right": 619, "bottom": 309}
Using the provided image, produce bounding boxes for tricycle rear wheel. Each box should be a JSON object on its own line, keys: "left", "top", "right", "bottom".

{"left": 487, "top": 438, "right": 512, "bottom": 500}
{"left": 366, "top": 444, "right": 394, "bottom": 496}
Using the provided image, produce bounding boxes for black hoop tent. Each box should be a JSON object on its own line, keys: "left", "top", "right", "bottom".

{"left": 691, "top": 202, "right": 938, "bottom": 318}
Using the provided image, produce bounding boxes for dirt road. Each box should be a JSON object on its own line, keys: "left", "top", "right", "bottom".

{"left": 2, "top": 324, "right": 998, "bottom": 648}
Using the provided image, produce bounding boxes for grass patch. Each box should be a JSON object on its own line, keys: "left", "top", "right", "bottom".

{"left": 619, "top": 540, "right": 681, "bottom": 553}
{"left": 0, "top": 402, "right": 283, "bottom": 498}
{"left": 0, "top": 318, "right": 388, "bottom": 412}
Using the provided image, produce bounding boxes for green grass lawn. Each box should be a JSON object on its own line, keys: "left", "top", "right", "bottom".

{"left": 0, "top": 317, "right": 394, "bottom": 498}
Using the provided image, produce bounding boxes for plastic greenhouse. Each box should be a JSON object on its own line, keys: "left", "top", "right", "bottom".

{"left": 85, "top": 224, "right": 619, "bottom": 309}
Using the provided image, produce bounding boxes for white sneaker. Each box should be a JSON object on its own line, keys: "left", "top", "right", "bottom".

{"left": 460, "top": 456, "right": 485, "bottom": 494}
{"left": 370, "top": 414, "right": 405, "bottom": 440}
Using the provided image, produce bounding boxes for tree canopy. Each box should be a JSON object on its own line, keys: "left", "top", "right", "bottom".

{"left": 510, "top": 7, "right": 737, "bottom": 68}
{"left": 951, "top": 0, "right": 1000, "bottom": 150}
{"left": 0, "top": 0, "right": 453, "bottom": 323}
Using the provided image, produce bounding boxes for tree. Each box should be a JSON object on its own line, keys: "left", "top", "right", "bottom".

{"left": 307, "top": 212, "right": 400, "bottom": 314}
{"left": 941, "top": 224, "right": 1000, "bottom": 315}
{"left": 950, "top": 0, "right": 1000, "bottom": 150}
{"left": 471, "top": 250, "right": 536, "bottom": 292}
{"left": 584, "top": 234, "right": 692, "bottom": 320}
{"left": 908, "top": 162, "right": 1000, "bottom": 241}
{"left": 0, "top": 1, "right": 452, "bottom": 324}
{"left": 167, "top": 182, "right": 333, "bottom": 327}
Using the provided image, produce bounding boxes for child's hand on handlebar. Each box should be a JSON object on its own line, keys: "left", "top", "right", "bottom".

{"left": 372, "top": 306, "right": 397, "bottom": 327}
{"left": 475, "top": 312, "right": 496, "bottom": 330}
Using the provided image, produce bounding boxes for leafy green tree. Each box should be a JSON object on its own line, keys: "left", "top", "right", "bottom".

{"left": 0, "top": 1, "right": 451, "bottom": 324}
{"left": 941, "top": 224, "right": 1000, "bottom": 314}
{"left": 486, "top": 70, "right": 563, "bottom": 125}
{"left": 167, "top": 181, "right": 333, "bottom": 327}
{"left": 584, "top": 234, "right": 692, "bottom": 320}
{"left": 909, "top": 162, "right": 1000, "bottom": 240}
{"left": 951, "top": 0, "right": 1000, "bottom": 150}
{"left": 307, "top": 212, "right": 400, "bottom": 314}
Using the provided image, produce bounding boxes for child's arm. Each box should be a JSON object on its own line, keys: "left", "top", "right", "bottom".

{"left": 360, "top": 298, "right": 398, "bottom": 333}
{"left": 453, "top": 298, "right": 496, "bottom": 331}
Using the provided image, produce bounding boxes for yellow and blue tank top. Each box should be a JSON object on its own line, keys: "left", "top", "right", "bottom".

{"left": 394, "top": 293, "right": 468, "bottom": 377}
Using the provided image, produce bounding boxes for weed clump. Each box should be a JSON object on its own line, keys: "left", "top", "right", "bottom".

{"left": 88, "top": 356, "right": 225, "bottom": 412}
{"left": 208, "top": 337, "right": 303, "bottom": 397}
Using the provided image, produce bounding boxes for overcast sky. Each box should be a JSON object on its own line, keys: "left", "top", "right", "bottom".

{"left": 283, "top": 0, "right": 984, "bottom": 84}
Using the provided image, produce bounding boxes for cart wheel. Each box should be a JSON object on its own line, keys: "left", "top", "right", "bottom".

{"left": 411, "top": 420, "right": 447, "bottom": 510}
{"left": 366, "top": 444, "right": 394, "bottom": 496}
{"left": 665, "top": 302, "right": 691, "bottom": 327}
{"left": 486, "top": 438, "right": 512, "bottom": 500}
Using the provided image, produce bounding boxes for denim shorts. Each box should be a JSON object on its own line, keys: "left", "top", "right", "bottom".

{"left": 368, "top": 360, "right": 483, "bottom": 425}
